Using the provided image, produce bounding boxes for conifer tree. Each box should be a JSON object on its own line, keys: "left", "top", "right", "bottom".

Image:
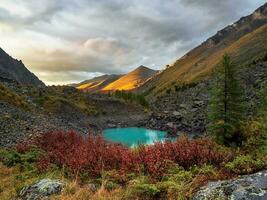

{"left": 208, "top": 54, "right": 245, "bottom": 145}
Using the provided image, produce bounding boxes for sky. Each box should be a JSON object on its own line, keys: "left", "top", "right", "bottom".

{"left": 0, "top": 0, "right": 266, "bottom": 85}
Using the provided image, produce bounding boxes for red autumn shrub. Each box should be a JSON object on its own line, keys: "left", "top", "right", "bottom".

{"left": 37, "top": 155, "right": 51, "bottom": 172}
{"left": 35, "top": 131, "right": 131, "bottom": 176}
{"left": 34, "top": 131, "right": 233, "bottom": 179}
{"left": 127, "top": 136, "right": 233, "bottom": 178}
{"left": 16, "top": 142, "right": 31, "bottom": 153}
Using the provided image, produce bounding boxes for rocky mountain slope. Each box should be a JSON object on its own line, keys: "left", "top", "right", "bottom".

{"left": 74, "top": 74, "right": 123, "bottom": 93}
{"left": 135, "top": 3, "right": 267, "bottom": 135}
{"left": 0, "top": 51, "right": 148, "bottom": 147}
{"left": 138, "top": 3, "right": 267, "bottom": 97}
{"left": 141, "top": 60, "right": 267, "bottom": 135}
{"left": 0, "top": 81, "right": 148, "bottom": 147}
{"left": 0, "top": 48, "right": 44, "bottom": 86}
{"left": 102, "top": 66, "right": 158, "bottom": 91}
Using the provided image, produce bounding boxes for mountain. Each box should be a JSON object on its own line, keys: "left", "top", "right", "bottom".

{"left": 102, "top": 66, "right": 158, "bottom": 91}
{"left": 0, "top": 48, "right": 44, "bottom": 86}
{"left": 74, "top": 74, "right": 123, "bottom": 92}
{"left": 138, "top": 3, "right": 267, "bottom": 96}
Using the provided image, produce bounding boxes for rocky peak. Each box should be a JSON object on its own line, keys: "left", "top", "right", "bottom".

{"left": 205, "top": 3, "right": 267, "bottom": 47}
{"left": 0, "top": 47, "right": 44, "bottom": 86}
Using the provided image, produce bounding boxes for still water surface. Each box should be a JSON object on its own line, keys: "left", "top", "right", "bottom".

{"left": 103, "top": 127, "right": 171, "bottom": 148}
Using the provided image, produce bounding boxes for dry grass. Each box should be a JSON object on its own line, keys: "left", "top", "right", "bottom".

{"left": 77, "top": 81, "right": 105, "bottom": 90}
{"left": 103, "top": 66, "right": 156, "bottom": 91}
{"left": 52, "top": 182, "right": 124, "bottom": 200}
{"left": 0, "top": 162, "right": 123, "bottom": 200}
{"left": 0, "top": 163, "right": 17, "bottom": 200}
{"left": 144, "top": 24, "right": 267, "bottom": 97}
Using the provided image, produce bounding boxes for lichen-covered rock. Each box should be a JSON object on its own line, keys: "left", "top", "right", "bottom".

{"left": 193, "top": 170, "right": 267, "bottom": 200}
{"left": 18, "top": 179, "right": 64, "bottom": 200}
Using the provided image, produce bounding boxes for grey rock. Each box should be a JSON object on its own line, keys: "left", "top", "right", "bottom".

{"left": 18, "top": 179, "right": 64, "bottom": 200}
{"left": 193, "top": 101, "right": 205, "bottom": 107}
{"left": 85, "top": 183, "right": 99, "bottom": 192}
{"left": 179, "top": 104, "right": 188, "bottom": 109}
{"left": 191, "top": 108, "right": 198, "bottom": 112}
{"left": 166, "top": 122, "right": 176, "bottom": 128}
{"left": 193, "top": 170, "right": 267, "bottom": 200}
{"left": 107, "top": 123, "right": 116, "bottom": 128}
{"left": 0, "top": 48, "right": 45, "bottom": 86}
{"left": 173, "top": 111, "right": 182, "bottom": 118}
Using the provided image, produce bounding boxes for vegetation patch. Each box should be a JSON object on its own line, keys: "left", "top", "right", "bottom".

{"left": 32, "top": 86, "right": 98, "bottom": 116}
{"left": 0, "top": 83, "right": 29, "bottom": 110}
{"left": 111, "top": 90, "right": 149, "bottom": 108}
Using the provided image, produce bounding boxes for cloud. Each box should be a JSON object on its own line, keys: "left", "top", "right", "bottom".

{"left": 0, "top": 0, "right": 265, "bottom": 85}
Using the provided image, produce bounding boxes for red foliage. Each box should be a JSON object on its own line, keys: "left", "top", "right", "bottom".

{"left": 34, "top": 131, "right": 233, "bottom": 178}
{"left": 16, "top": 142, "right": 31, "bottom": 153}
{"left": 37, "top": 156, "right": 51, "bottom": 172}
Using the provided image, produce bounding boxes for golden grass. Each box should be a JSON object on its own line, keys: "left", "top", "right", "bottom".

{"left": 102, "top": 67, "right": 156, "bottom": 91}
{"left": 77, "top": 80, "right": 105, "bottom": 90}
{"left": 0, "top": 163, "right": 17, "bottom": 200}
{"left": 0, "top": 161, "right": 67, "bottom": 200}
{"left": 145, "top": 24, "right": 267, "bottom": 96}
{"left": 52, "top": 182, "right": 124, "bottom": 200}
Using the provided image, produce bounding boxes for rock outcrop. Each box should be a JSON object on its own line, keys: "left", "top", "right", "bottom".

{"left": 193, "top": 170, "right": 267, "bottom": 200}
{"left": 17, "top": 179, "right": 64, "bottom": 200}
{"left": 0, "top": 48, "right": 44, "bottom": 86}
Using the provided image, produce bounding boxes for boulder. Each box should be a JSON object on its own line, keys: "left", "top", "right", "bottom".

{"left": 193, "top": 100, "right": 205, "bottom": 107}
{"left": 107, "top": 123, "right": 116, "bottom": 128}
{"left": 166, "top": 122, "right": 176, "bottom": 129}
{"left": 172, "top": 111, "right": 183, "bottom": 120}
{"left": 18, "top": 179, "right": 64, "bottom": 200}
{"left": 193, "top": 170, "right": 267, "bottom": 200}
{"left": 85, "top": 183, "right": 100, "bottom": 192}
{"left": 179, "top": 104, "right": 187, "bottom": 109}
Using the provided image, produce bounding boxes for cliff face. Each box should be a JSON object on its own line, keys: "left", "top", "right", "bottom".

{"left": 0, "top": 48, "right": 44, "bottom": 86}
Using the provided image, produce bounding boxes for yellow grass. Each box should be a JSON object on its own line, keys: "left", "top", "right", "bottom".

{"left": 102, "top": 66, "right": 156, "bottom": 91}
{"left": 144, "top": 24, "right": 267, "bottom": 96}
{"left": 77, "top": 80, "right": 105, "bottom": 90}
{"left": 52, "top": 182, "right": 124, "bottom": 200}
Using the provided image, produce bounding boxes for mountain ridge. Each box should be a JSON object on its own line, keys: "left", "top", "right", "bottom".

{"left": 75, "top": 65, "right": 158, "bottom": 92}
{"left": 102, "top": 65, "right": 158, "bottom": 91}
{"left": 75, "top": 74, "right": 123, "bottom": 92}
{"left": 138, "top": 3, "right": 267, "bottom": 96}
{"left": 0, "top": 48, "right": 44, "bottom": 86}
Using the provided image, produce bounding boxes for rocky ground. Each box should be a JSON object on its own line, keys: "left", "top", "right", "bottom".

{"left": 144, "top": 62, "right": 267, "bottom": 136}
{"left": 0, "top": 83, "right": 148, "bottom": 147}
{"left": 86, "top": 94, "right": 149, "bottom": 130}
{"left": 193, "top": 170, "right": 267, "bottom": 200}
{"left": 0, "top": 102, "right": 88, "bottom": 147}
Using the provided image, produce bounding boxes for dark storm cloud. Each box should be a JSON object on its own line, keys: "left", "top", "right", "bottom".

{"left": 0, "top": 1, "right": 62, "bottom": 27}
{"left": 0, "top": 0, "right": 265, "bottom": 84}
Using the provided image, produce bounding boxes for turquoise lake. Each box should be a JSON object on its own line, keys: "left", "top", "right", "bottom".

{"left": 103, "top": 127, "right": 171, "bottom": 148}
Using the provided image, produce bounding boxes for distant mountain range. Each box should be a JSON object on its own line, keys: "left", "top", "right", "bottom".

{"left": 75, "top": 3, "right": 267, "bottom": 95}
{"left": 74, "top": 74, "right": 123, "bottom": 92}
{"left": 0, "top": 48, "right": 44, "bottom": 86}
{"left": 75, "top": 65, "right": 158, "bottom": 92}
